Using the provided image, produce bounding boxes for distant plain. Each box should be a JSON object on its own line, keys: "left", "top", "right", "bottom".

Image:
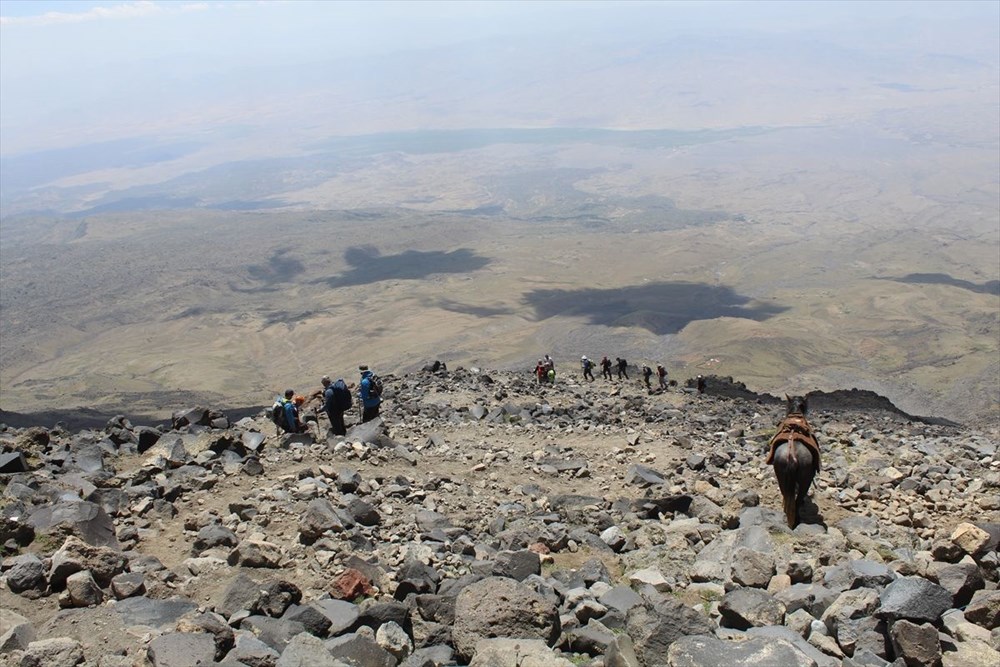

{"left": 1, "top": 20, "right": 997, "bottom": 425}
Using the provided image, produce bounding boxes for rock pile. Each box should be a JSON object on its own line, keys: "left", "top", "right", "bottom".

{"left": 1, "top": 366, "right": 998, "bottom": 666}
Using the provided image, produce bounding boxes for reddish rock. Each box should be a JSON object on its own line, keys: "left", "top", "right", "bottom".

{"left": 329, "top": 568, "right": 374, "bottom": 601}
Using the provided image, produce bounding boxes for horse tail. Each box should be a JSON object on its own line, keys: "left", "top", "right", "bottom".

{"left": 772, "top": 441, "right": 800, "bottom": 528}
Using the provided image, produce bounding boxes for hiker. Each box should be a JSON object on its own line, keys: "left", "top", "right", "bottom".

{"left": 601, "top": 356, "right": 613, "bottom": 380}
{"left": 642, "top": 364, "right": 653, "bottom": 389}
{"left": 581, "top": 355, "right": 595, "bottom": 382}
{"left": 547, "top": 366, "right": 556, "bottom": 384}
{"left": 321, "top": 375, "right": 352, "bottom": 436}
{"left": 617, "top": 357, "right": 629, "bottom": 380}
{"left": 535, "top": 359, "right": 547, "bottom": 384}
{"left": 697, "top": 375, "right": 707, "bottom": 394}
{"left": 657, "top": 364, "right": 668, "bottom": 390}
{"left": 272, "top": 389, "right": 296, "bottom": 434}
{"left": 276, "top": 390, "right": 307, "bottom": 434}
{"left": 359, "top": 365, "right": 382, "bottom": 423}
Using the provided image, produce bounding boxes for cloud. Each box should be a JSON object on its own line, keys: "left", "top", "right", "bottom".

{"left": 0, "top": 1, "right": 211, "bottom": 27}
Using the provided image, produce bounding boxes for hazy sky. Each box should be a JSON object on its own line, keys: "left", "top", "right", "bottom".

{"left": 1, "top": 0, "right": 997, "bottom": 156}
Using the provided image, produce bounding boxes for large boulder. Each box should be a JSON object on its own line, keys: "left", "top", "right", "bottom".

{"left": 5, "top": 553, "right": 46, "bottom": 597}
{"left": 147, "top": 632, "right": 217, "bottom": 667}
{"left": 27, "top": 501, "right": 119, "bottom": 549}
{"left": 48, "top": 536, "right": 126, "bottom": 590}
{"left": 452, "top": 576, "right": 560, "bottom": 662}
{"left": 879, "top": 577, "right": 953, "bottom": 623}
{"left": 719, "top": 588, "right": 786, "bottom": 629}
{"left": 667, "top": 635, "right": 815, "bottom": 667}
{"left": 625, "top": 598, "right": 714, "bottom": 662}
{"left": 469, "top": 638, "right": 575, "bottom": 666}
{"left": 299, "top": 498, "right": 345, "bottom": 542}
{"left": 889, "top": 619, "right": 941, "bottom": 667}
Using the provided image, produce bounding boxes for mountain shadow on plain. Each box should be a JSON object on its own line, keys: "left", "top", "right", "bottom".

{"left": 315, "top": 246, "right": 490, "bottom": 288}
{"left": 524, "top": 282, "right": 787, "bottom": 334}
{"left": 883, "top": 273, "right": 1000, "bottom": 296}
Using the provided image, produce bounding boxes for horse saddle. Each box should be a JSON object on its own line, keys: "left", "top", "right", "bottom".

{"left": 765, "top": 414, "right": 821, "bottom": 473}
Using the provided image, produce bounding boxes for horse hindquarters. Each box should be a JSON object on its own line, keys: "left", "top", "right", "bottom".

{"left": 772, "top": 442, "right": 815, "bottom": 528}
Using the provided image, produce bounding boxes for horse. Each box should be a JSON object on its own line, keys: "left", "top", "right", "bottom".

{"left": 766, "top": 395, "right": 821, "bottom": 528}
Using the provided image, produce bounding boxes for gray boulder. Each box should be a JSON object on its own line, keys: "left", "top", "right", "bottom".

{"left": 878, "top": 577, "right": 953, "bottom": 623}
{"left": 748, "top": 626, "right": 839, "bottom": 667}
{"left": 147, "top": 632, "right": 217, "bottom": 667}
{"left": 239, "top": 616, "right": 307, "bottom": 653}
{"left": 113, "top": 597, "right": 198, "bottom": 631}
{"left": 667, "top": 634, "right": 816, "bottom": 667}
{"left": 469, "top": 637, "right": 575, "bottom": 666}
{"left": 719, "top": 588, "right": 786, "bottom": 629}
{"left": 5, "top": 552, "right": 46, "bottom": 596}
{"left": 229, "top": 631, "right": 281, "bottom": 666}
{"left": 276, "top": 632, "right": 347, "bottom": 667}
{"left": 965, "top": 590, "right": 1000, "bottom": 630}
{"left": 452, "top": 576, "right": 560, "bottom": 661}
{"left": 216, "top": 572, "right": 263, "bottom": 618}
{"left": 110, "top": 572, "right": 145, "bottom": 600}
{"left": 492, "top": 550, "right": 541, "bottom": 581}
{"left": 932, "top": 561, "right": 985, "bottom": 607}
{"left": 625, "top": 598, "right": 714, "bottom": 661}
{"left": 731, "top": 547, "right": 775, "bottom": 588}
{"left": 48, "top": 536, "right": 126, "bottom": 589}
{"left": 0, "top": 609, "right": 35, "bottom": 652}
{"left": 62, "top": 570, "right": 104, "bottom": 607}
{"left": 625, "top": 464, "right": 666, "bottom": 487}
{"left": 27, "top": 501, "right": 118, "bottom": 548}
{"left": 325, "top": 632, "right": 396, "bottom": 667}
{"left": 299, "top": 498, "right": 345, "bottom": 542}
{"left": 313, "top": 599, "right": 361, "bottom": 636}
{"left": 18, "top": 637, "right": 85, "bottom": 667}
{"left": 889, "top": 619, "right": 941, "bottom": 667}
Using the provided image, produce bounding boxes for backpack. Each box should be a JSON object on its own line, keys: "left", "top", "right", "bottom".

{"left": 368, "top": 373, "right": 384, "bottom": 398}
{"left": 270, "top": 398, "right": 289, "bottom": 430}
{"left": 331, "top": 379, "right": 352, "bottom": 411}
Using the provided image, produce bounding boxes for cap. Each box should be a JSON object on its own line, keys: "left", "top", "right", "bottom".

{"left": 294, "top": 395, "right": 305, "bottom": 405}
{"left": 359, "top": 365, "right": 369, "bottom": 371}
{"left": 581, "top": 355, "right": 587, "bottom": 360}
{"left": 321, "top": 375, "right": 331, "bottom": 384}
{"left": 284, "top": 389, "right": 295, "bottom": 398}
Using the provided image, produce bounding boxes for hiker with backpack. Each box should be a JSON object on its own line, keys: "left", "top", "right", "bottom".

{"left": 601, "top": 356, "right": 613, "bottom": 381}
{"left": 581, "top": 356, "right": 595, "bottom": 382}
{"left": 358, "top": 365, "right": 383, "bottom": 423}
{"left": 271, "top": 389, "right": 307, "bottom": 435}
{"left": 321, "top": 375, "right": 352, "bottom": 436}
{"left": 535, "top": 359, "right": 547, "bottom": 384}
{"left": 616, "top": 357, "right": 629, "bottom": 380}
{"left": 642, "top": 364, "right": 653, "bottom": 390}
{"left": 657, "top": 364, "right": 668, "bottom": 390}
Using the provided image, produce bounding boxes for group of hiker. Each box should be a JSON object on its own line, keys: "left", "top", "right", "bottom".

{"left": 273, "top": 358, "right": 705, "bottom": 437}
{"left": 537, "top": 354, "right": 670, "bottom": 391}
{"left": 534, "top": 355, "right": 557, "bottom": 383}
{"left": 272, "top": 365, "right": 383, "bottom": 437}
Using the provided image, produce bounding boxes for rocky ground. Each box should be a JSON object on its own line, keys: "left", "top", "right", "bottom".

{"left": 0, "top": 366, "right": 998, "bottom": 667}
